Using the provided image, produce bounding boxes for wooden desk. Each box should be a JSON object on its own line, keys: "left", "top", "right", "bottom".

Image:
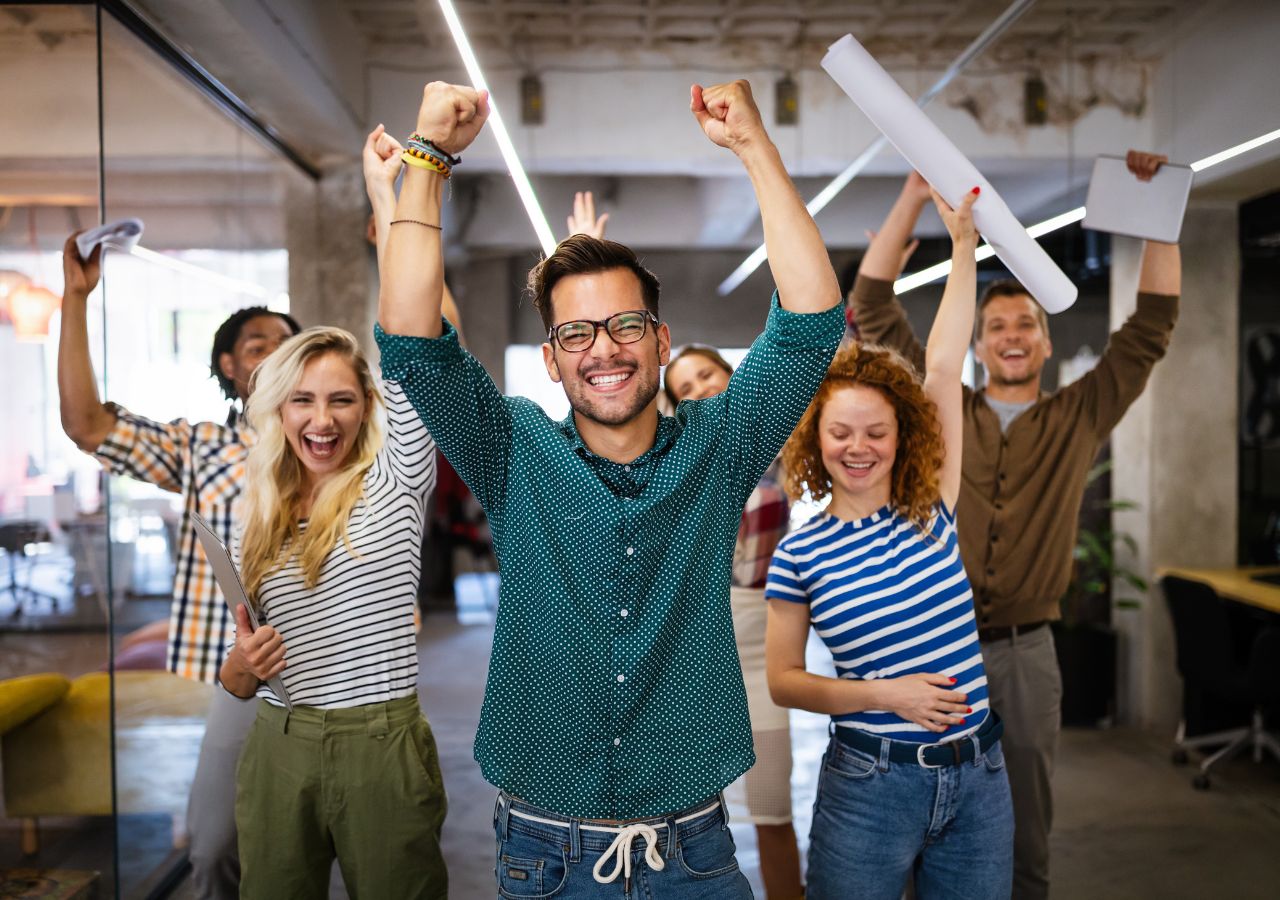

{"left": 1159, "top": 566, "right": 1280, "bottom": 615}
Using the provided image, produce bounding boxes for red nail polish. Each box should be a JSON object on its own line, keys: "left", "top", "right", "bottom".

{"left": 967, "top": 707, "right": 973, "bottom": 714}
{"left": 949, "top": 678, "right": 957, "bottom": 684}
{"left": 971, "top": 186, "right": 981, "bottom": 195}
{"left": 959, "top": 718, "right": 966, "bottom": 725}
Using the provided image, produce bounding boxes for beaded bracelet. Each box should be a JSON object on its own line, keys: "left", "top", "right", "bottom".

{"left": 406, "top": 140, "right": 458, "bottom": 170}
{"left": 390, "top": 219, "right": 442, "bottom": 231}
{"left": 408, "top": 133, "right": 461, "bottom": 167}
{"left": 401, "top": 150, "right": 451, "bottom": 179}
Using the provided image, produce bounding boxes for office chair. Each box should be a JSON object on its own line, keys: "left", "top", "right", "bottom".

{"left": 1163, "top": 575, "right": 1280, "bottom": 789}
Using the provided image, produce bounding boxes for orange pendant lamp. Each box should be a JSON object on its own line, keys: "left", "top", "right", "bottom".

{"left": 5, "top": 282, "right": 61, "bottom": 342}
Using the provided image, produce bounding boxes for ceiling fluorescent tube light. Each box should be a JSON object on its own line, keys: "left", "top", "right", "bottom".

{"left": 436, "top": 0, "right": 556, "bottom": 256}
{"left": 893, "top": 126, "right": 1280, "bottom": 295}
{"left": 718, "top": 0, "right": 1039, "bottom": 296}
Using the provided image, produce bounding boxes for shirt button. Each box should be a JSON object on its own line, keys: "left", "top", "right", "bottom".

{"left": 613, "top": 737, "right": 621, "bottom": 746}
{"left": 626, "top": 547, "right": 635, "bottom": 556}
{"left": 620, "top": 609, "right": 629, "bottom": 617}
{"left": 624, "top": 465, "right": 631, "bottom": 472}
{"left": 616, "top": 674, "right": 626, "bottom": 683}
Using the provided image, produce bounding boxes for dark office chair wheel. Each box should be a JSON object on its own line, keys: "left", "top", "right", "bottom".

{"left": 1171, "top": 748, "right": 1189, "bottom": 765}
{"left": 1192, "top": 773, "right": 1211, "bottom": 790}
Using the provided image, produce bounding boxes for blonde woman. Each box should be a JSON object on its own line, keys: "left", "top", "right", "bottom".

{"left": 219, "top": 327, "right": 445, "bottom": 899}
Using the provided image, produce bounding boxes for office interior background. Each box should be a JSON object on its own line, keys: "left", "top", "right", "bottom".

{"left": 0, "top": 0, "right": 1278, "bottom": 896}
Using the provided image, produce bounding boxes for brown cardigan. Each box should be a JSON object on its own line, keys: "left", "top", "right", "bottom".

{"left": 850, "top": 275, "right": 1179, "bottom": 628}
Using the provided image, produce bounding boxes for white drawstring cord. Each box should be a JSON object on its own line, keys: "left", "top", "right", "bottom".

{"left": 591, "top": 822, "right": 666, "bottom": 884}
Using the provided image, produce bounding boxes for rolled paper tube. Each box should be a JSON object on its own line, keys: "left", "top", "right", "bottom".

{"left": 821, "top": 34, "right": 1078, "bottom": 313}
{"left": 75, "top": 218, "right": 144, "bottom": 260}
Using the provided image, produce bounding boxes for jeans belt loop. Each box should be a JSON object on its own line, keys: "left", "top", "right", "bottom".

{"left": 568, "top": 816, "right": 582, "bottom": 863}
{"left": 878, "top": 736, "right": 892, "bottom": 772}
{"left": 665, "top": 814, "right": 679, "bottom": 860}
{"left": 969, "top": 732, "right": 982, "bottom": 767}
{"left": 496, "top": 791, "right": 512, "bottom": 840}
{"left": 718, "top": 790, "right": 729, "bottom": 830}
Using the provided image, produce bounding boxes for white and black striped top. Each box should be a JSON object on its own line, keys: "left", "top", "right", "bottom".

{"left": 244, "top": 378, "right": 436, "bottom": 709}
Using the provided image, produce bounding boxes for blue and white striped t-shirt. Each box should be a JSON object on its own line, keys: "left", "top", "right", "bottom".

{"left": 766, "top": 503, "right": 990, "bottom": 743}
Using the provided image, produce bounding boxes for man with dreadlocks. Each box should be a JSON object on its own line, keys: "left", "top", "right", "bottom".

{"left": 57, "top": 232, "right": 300, "bottom": 899}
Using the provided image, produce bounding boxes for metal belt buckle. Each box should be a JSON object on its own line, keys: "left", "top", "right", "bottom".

{"left": 916, "top": 742, "right": 944, "bottom": 769}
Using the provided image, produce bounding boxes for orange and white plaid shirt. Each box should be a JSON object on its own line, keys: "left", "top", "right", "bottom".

{"left": 95, "top": 404, "right": 255, "bottom": 684}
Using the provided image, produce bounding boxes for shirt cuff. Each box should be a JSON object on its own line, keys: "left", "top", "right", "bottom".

{"left": 763, "top": 290, "right": 847, "bottom": 350}
{"left": 1134, "top": 291, "right": 1179, "bottom": 329}
{"left": 849, "top": 273, "right": 896, "bottom": 306}
{"left": 375, "top": 319, "right": 463, "bottom": 378}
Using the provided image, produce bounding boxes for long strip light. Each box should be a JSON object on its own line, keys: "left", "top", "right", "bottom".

{"left": 718, "top": 0, "right": 1039, "bottom": 295}
{"left": 436, "top": 0, "right": 556, "bottom": 256}
{"left": 892, "top": 127, "right": 1280, "bottom": 295}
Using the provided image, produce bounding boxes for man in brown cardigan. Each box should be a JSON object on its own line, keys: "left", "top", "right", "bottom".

{"left": 850, "top": 156, "right": 1180, "bottom": 900}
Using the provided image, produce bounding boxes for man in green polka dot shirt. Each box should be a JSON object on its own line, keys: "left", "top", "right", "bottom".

{"left": 377, "top": 80, "right": 844, "bottom": 896}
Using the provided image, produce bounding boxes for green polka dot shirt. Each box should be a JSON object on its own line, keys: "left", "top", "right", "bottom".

{"left": 376, "top": 293, "right": 843, "bottom": 818}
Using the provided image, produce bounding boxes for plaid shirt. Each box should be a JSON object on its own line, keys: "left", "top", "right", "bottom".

{"left": 95, "top": 405, "right": 254, "bottom": 684}
{"left": 732, "top": 460, "right": 789, "bottom": 589}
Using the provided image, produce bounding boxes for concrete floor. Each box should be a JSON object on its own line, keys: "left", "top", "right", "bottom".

{"left": 5, "top": 612, "right": 1280, "bottom": 898}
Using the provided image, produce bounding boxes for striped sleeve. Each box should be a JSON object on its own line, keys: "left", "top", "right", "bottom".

{"left": 381, "top": 377, "right": 437, "bottom": 499}
{"left": 765, "top": 537, "right": 808, "bottom": 604}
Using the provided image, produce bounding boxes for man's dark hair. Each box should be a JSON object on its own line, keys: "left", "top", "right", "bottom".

{"left": 526, "top": 235, "right": 661, "bottom": 333}
{"left": 976, "top": 278, "right": 1050, "bottom": 339}
{"left": 209, "top": 306, "right": 302, "bottom": 401}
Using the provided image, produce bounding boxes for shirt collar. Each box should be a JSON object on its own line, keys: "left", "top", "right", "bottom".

{"left": 557, "top": 410, "right": 679, "bottom": 465}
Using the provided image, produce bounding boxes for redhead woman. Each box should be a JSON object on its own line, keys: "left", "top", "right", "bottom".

{"left": 219, "top": 327, "right": 446, "bottom": 899}
{"left": 765, "top": 186, "right": 1014, "bottom": 899}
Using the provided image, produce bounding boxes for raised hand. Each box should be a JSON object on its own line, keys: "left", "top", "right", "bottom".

{"left": 690, "top": 80, "right": 769, "bottom": 155}
{"left": 62, "top": 233, "right": 101, "bottom": 300}
{"left": 363, "top": 124, "right": 404, "bottom": 202}
{"left": 566, "top": 190, "right": 609, "bottom": 240}
{"left": 903, "top": 170, "right": 933, "bottom": 202}
{"left": 1126, "top": 149, "right": 1167, "bottom": 182}
{"left": 232, "top": 603, "right": 287, "bottom": 682}
{"left": 931, "top": 186, "right": 980, "bottom": 249}
{"left": 865, "top": 229, "right": 921, "bottom": 275}
{"left": 877, "top": 672, "right": 970, "bottom": 733}
{"left": 414, "top": 82, "right": 490, "bottom": 157}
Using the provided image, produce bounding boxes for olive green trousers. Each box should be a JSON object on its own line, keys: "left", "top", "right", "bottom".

{"left": 235, "top": 693, "right": 447, "bottom": 899}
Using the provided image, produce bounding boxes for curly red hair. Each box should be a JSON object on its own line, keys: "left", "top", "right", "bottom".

{"left": 781, "top": 343, "right": 944, "bottom": 532}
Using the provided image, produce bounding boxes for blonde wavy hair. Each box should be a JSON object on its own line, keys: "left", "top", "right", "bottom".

{"left": 781, "top": 343, "right": 944, "bottom": 533}
{"left": 239, "top": 327, "right": 384, "bottom": 600}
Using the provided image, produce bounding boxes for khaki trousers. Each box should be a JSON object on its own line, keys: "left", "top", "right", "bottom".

{"left": 235, "top": 694, "right": 447, "bottom": 899}
{"left": 979, "top": 624, "right": 1060, "bottom": 900}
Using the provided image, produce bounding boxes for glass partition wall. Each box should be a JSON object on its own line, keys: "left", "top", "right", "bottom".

{"left": 0, "top": 4, "right": 311, "bottom": 895}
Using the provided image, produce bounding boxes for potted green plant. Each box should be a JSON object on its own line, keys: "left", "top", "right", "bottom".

{"left": 1053, "top": 460, "right": 1148, "bottom": 726}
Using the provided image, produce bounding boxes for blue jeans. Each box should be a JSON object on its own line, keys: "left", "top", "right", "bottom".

{"left": 492, "top": 792, "right": 753, "bottom": 899}
{"left": 806, "top": 734, "right": 1014, "bottom": 900}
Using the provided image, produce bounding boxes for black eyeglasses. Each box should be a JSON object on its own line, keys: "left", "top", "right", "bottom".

{"left": 548, "top": 310, "right": 659, "bottom": 353}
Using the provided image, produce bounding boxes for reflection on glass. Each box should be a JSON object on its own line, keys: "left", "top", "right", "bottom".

{"left": 0, "top": 5, "right": 117, "bottom": 892}
{"left": 97, "top": 11, "right": 302, "bottom": 895}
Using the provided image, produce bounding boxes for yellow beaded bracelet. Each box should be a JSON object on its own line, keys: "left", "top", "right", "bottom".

{"left": 401, "top": 150, "right": 451, "bottom": 178}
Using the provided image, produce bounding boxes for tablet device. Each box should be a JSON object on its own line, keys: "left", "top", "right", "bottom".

{"left": 1082, "top": 155, "right": 1193, "bottom": 244}
{"left": 190, "top": 512, "right": 293, "bottom": 709}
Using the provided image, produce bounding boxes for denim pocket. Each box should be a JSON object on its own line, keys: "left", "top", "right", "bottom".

{"left": 982, "top": 739, "right": 1007, "bottom": 772}
{"left": 825, "top": 740, "right": 879, "bottom": 780}
{"left": 496, "top": 842, "right": 568, "bottom": 898}
{"left": 676, "top": 821, "right": 741, "bottom": 879}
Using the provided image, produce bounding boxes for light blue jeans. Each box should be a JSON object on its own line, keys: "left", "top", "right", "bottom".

{"left": 806, "top": 734, "right": 1014, "bottom": 900}
{"left": 492, "top": 792, "right": 753, "bottom": 899}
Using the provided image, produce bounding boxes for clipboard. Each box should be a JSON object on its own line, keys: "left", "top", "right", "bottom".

{"left": 190, "top": 512, "right": 293, "bottom": 709}
{"left": 1082, "top": 155, "right": 1193, "bottom": 244}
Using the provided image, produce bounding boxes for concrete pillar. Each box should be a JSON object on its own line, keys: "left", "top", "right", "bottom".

{"left": 1111, "top": 203, "right": 1239, "bottom": 732}
{"left": 284, "top": 164, "right": 377, "bottom": 353}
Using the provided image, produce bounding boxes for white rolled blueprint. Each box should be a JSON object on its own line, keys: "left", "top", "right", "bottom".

{"left": 821, "top": 34, "right": 1077, "bottom": 313}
